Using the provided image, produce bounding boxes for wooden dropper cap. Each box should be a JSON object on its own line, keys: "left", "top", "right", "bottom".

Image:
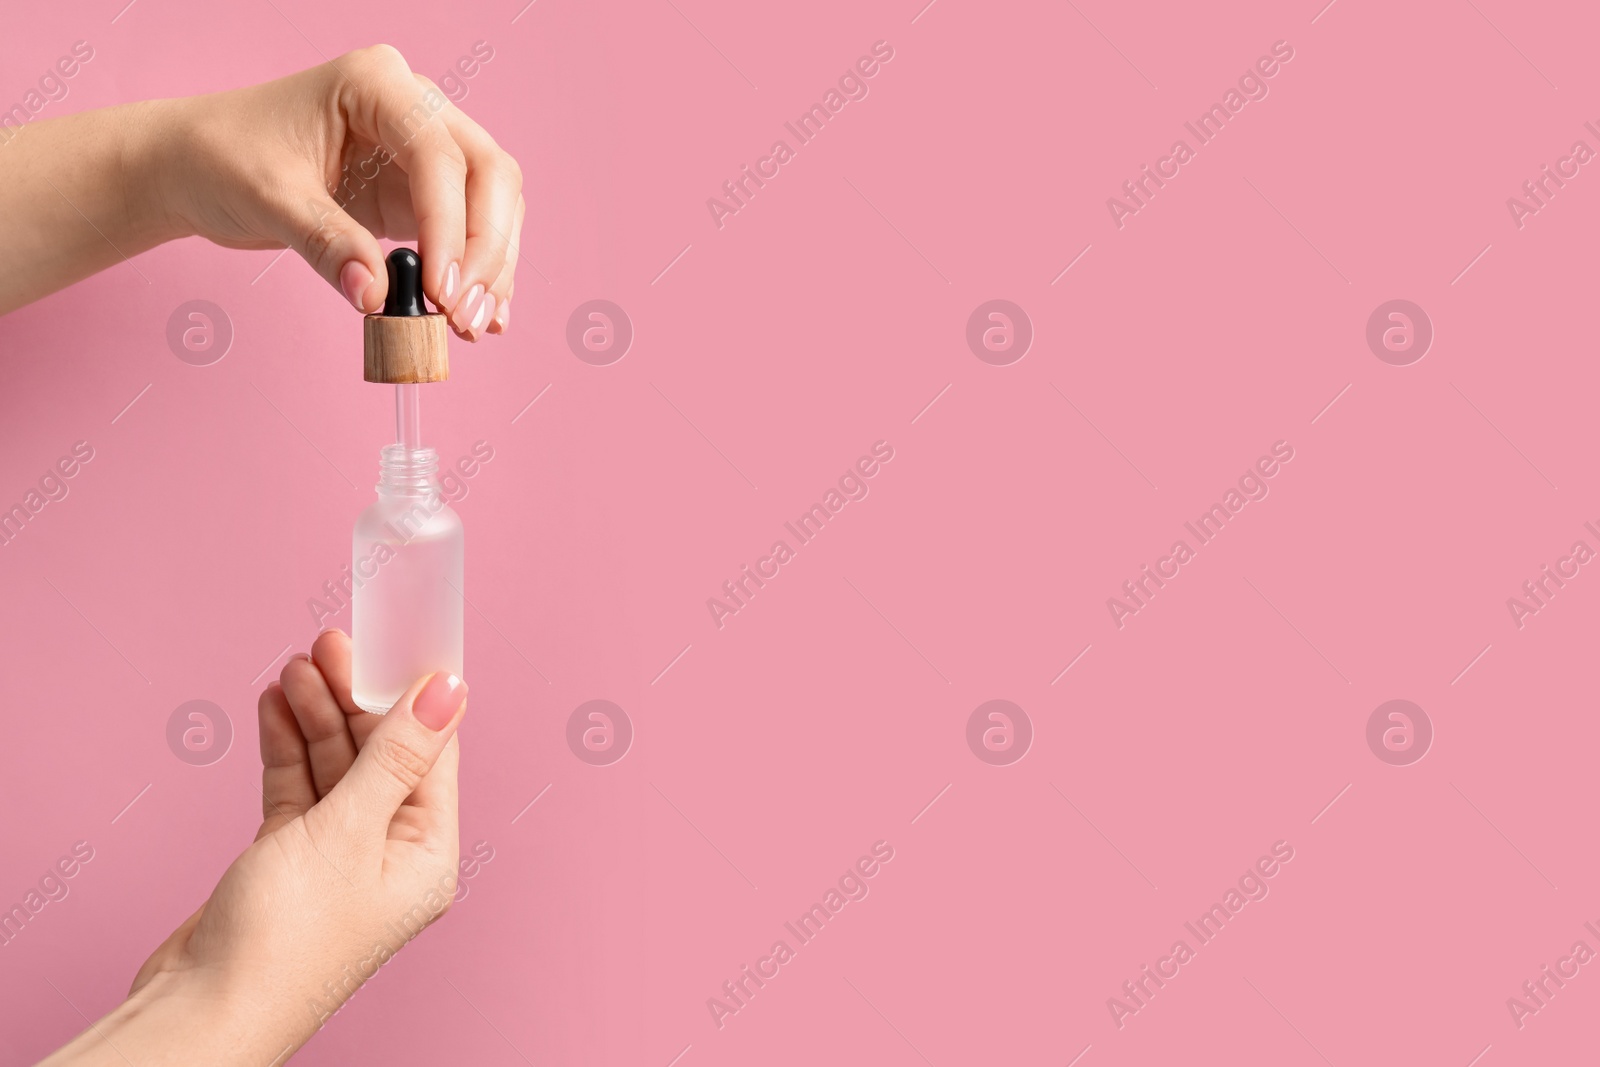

{"left": 363, "top": 248, "right": 450, "bottom": 383}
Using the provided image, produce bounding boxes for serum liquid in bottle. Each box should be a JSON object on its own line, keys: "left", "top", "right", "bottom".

{"left": 351, "top": 249, "right": 463, "bottom": 714}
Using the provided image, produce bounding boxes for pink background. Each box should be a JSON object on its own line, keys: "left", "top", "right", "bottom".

{"left": 2, "top": 0, "right": 1597, "bottom": 1063}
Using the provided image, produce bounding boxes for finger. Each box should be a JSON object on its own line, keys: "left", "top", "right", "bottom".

{"left": 312, "top": 672, "right": 468, "bottom": 839}
{"left": 277, "top": 186, "right": 387, "bottom": 313}
{"left": 279, "top": 653, "right": 359, "bottom": 799}
{"left": 310, "top": 628, "right": 383, "bottom": 749}
{"left": 337, "top": 48, "right": 467, "bottom": 314}
{"left": 398, "top": 724, "right": 461, "bottom": 832}
{"left": 259, "top": 682, "right": 316, "bottom": 828}
{"left": 485, "top": 195, "right": 524, "bottom": 335}
{"left": 440, "top": 108, "right": 522, "bottom": 340}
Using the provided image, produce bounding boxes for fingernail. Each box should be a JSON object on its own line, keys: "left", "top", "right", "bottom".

{"left": 340, "top": 261, "right": 374, "bottom": 311}
{"left": 471, "top": 295, "right": 496, "bottom": 336}
{"left": 413, "top": 673, "right": 468, "bottom": 731}
{"left": 453, "top": 284, "right": 485, "bottom": 331}
{"left": 441, "top": 261, "right": 460, "bottom": 307}
{"left": 493, "top": 299, "right": 510, "bottom": 331}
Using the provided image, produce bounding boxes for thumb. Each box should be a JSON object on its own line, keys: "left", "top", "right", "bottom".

{"left": 288, "top": 191, "right": 388, "bottom": 312}
{"left": 318, "top": 672, "right": 468, "bottom": 837}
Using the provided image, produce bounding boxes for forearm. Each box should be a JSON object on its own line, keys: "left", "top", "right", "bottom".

{"left": 38, "top": 968, "right": 306, "bottom": 1067}
{"left": 0, "top": 100, "right": 187, "bottom": 315}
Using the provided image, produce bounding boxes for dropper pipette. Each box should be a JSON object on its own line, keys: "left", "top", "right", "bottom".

{"left": 396, "top": 382, "right": 421, "bottom": 451}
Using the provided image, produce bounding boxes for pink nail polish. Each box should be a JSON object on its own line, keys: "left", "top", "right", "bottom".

{"left": 453, "top": 284, "right": 485, "bottom": 330}
{"left": 471, "top": 295, "right": 496, "bottom": 336}
{"left": 413, "top": 673, "right": 468, "bottom": 731}
{"left": 493, "top": 299, "right": 510, "bottom": 331}
{"left": 340, "top": 261, "right": 374, "bottom": 311}
{"left": 442, "top": 262, "right": 460, "bottom": 307}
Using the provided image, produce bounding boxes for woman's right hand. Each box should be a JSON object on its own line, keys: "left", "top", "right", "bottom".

{"left": 44, "top": 630, "right": 470, "bottom": 1065}
{"left": 154, "top": 44, "right": 524, "bottom": 338}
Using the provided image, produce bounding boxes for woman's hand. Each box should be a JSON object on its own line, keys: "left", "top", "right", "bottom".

{"left": 158, "top": 44, "right": 523, "bottom": 337}
{"left": 41, "top": 630, "right": 470, "bottom": 1065}
{"left": 0, "top": 44, "right": 523, "bottom": 335}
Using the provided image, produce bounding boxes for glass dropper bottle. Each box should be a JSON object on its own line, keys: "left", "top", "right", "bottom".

{"left": 350, "top": 249, "right": 463, "bottom": 714}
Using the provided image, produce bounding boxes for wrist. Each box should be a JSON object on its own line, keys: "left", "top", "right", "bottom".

{"left": 41, "top": 966, "right": 299, "bottom": 1067}
{"left": 118, "top": 98, "right": 198, "bottom": 246}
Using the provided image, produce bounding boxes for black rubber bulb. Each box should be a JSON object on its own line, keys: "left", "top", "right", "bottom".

{"left": 382, "top": 248, "right": 428, "bottom": 317}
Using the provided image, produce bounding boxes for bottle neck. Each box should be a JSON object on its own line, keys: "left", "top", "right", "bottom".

{"left": 376, "top": 444, "right": 440, "bottom": 498}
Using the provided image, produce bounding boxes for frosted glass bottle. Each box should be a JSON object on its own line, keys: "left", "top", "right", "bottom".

{"left": 351, "top": 443, "right": 464, "bottom": 713}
